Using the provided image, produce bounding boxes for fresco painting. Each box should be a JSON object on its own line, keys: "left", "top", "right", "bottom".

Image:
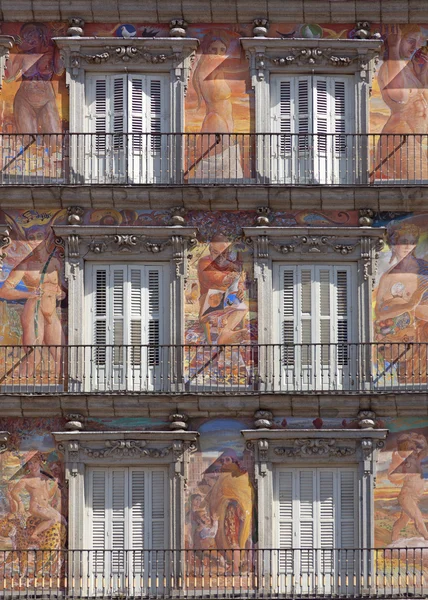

{"left": 373, "top": 214, "right": 428, "bottom": 386}
{"left": 185, "top": 418, "right": 255, "bottom": 574}
{"left": 0, "top": 418, "right": 67, "bottom": 586}
{"left": 1, "top": 22, "right": 428, "bottom": 180}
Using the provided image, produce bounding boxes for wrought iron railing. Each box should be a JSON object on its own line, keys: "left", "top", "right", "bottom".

{"left": 0, "top": 342, "right": 426, "bottom": 394}
{"left": 0, "top": 133, "right": 427, "bottom": 185}
{"left": 0, "top": 548, "right": 427, "bottom": 598}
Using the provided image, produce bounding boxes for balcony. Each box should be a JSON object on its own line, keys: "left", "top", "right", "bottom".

{"left": 0, "top": 548, "right": 426, "bottom": 599}
{"left": 0, "top": 343, "right": 426, "bottom": 395}
{"left": 0, "top": 133, "right": 427, "bottom": 186}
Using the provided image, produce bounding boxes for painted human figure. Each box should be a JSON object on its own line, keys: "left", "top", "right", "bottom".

{"left": 375, "top": 223, "right": 428, "bottom": 381}
{"left": 197, "top": 234, "right": 248, "bottom": 344}
{"left": 191, "top": 30, "right": 248, "bottom": 179}
{"left": 388, "top": 432, "right": 428, "bottom": 541}
{"left": 8, "top": 454, "right": 62, "bottom": 543}
{"left": 0, "top": 225, "right": 65, "bottom": 379}
{"left": 4, "top": 22, "right": 64, "bottom": 133}
{"left": 376, "top": 25, "right": 428, "bottom": 180}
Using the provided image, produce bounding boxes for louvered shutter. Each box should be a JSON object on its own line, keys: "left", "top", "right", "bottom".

{"left": 338, "top": 470, "right": 356, "bottom": 548}
{"left": 129, "top": 76, "right": 144, "bottom": 151}
{"left": 333, "top": 79, "right": 347, "bottom": 153}
{"left": 111, "top": 76, "right": 126, "bottom": 146}
{"left": 280, "top": 268, "right": 296, "bottom": 367}
{"left": 90, "top": 469, "right": 108, "bottom": 561}
{"left": 93, "top": 268, "right": 108, "bottom": 367}
{"left": 318, "top": 267, "right": 332, "bottom": 367}
{"left": 299, "top": 268, "right": 313, "bottom": 367}
{"left": 297, "top": 78, "right": 310, "bottom": 151}
{"left": 92, "top": 77, "right": 107, "bottom": 152}
{"left": 148, "top": 78, "right": 163, "bottom": 153}
{"left": 151, "top": 470, "right": 166, "bottom": 549}
{"left": 145, "top": 268, "right": 162, "bottom": 365}
{"left": 279, "top": 80, "right": 292, "bottom": 154}
{"left": 278, "top": 470, "right": 294, "bottom": 571}
{"left": 314, "top": 78, "right": 328, "bottom": 154}
{"left": 129, "top": 267, "right": 143, "bottom": 366}
{"left": 130, "top": 469, "right": 145, "bottom": 573}
{"left": 336, "top": 268, "right": 350, "bottom": 366}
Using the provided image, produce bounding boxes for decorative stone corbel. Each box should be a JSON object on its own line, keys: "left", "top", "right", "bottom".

{"left": 67, "top": 18, "right": 85, "bottom": 37}
{"left": 169, "top": 413, "right": 189, "bottom": 431}
{"left": 170, "top": 206, "right": 186, "bottom": 226}
{"left": 0, "top": 36, "right": 14, "bottom": 89}
{"left": 67, "top": 206, "right": 84, "bottom": 225}
{"left": 0, "top": 431, "right": 10, "bottom": 454}
{"left": 358, "top": 410, "right": 376, "bottom": 429}
{"left": 169, "top": 20, "right": 188, "bottom": 38}
{"left": 255, "top": 207, "right": 271, "bottom": 227}
{"left": 65, "top": 414, "right": 85, "bottom": 431}
{"left": 253, "top": 19, "right": 269, "bottom": 37}
{"left": 0, "top": 227, "right": 11, "bottom": 266}
{"left": 359, "top": 208, "right": 375, "bottom": 227}
{"left": 254, "top": 410, "right": 273, "bottom": 429}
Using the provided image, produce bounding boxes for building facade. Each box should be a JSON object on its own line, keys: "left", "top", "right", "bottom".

{"left": 0, "top": 1, "right": 428, "bottom": 597}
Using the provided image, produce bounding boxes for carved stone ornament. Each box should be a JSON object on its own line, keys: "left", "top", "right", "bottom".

{"left": 169, "top": 413, "right": 189, "bottom": 431}
{"left": 241, "top": 38, "right": 382, "bottom": 85}
{"left": 358, "top": 410, "right": 376, "bottom": 429}
{"left": 83, "top": 440, "right": 172, "bottom": 459}
{"left": 54, "top": 37, "right": 199, "bottom": 77}
{"left": 67, "top": 206, "right": 84, "bottom": 225}
{"left": 54, "top": 225, "right": 199, "bottom": 279}
{"left": 275, "top": 438, "right": 356, "bottom": 458}
{"left": 271, "top": 235, "right": 360, "bottom": 255}
{"left": 169, "top": 19, "right": 188, "bottom": 38}
{"left": 254, "top": 410, "right": 273, "bottom": 429}
{"left": 65, "top": 414, "right": 85, "bottom": 432}
{"left": 253, "top": 19, "right": 269, "bottom": 38}
{"left": 0, "top": 227, "right": 11, "bottom": 265}
{"left": 0, "top": 36, "right": 14, "bottom": 89}
{"left": 359, "top": 209, "right": 375, "bottom": 227}
{"left": 0, "top": 431, "right": 9, "bottom": 454}
{"left": 67, "top": 18, "right": 85, "bottom": 37}
{"left": 170, "top": 206, "right": 187, "bottom": 226}
{"left": 255, "top": 207, "right": 271, "bottom": 227}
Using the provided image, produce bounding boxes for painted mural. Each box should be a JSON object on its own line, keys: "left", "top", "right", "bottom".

{"left": 373, "top": 213, "right": 428, "bottom": 386}
{"left": 0, "top": 418, "right": 67, "bottom": 586}
{"left": 185, "top": 418, "right": 255, "bottom": 576}
{"left": 0, "top": 21, "right": 427, "bottom": 181}
{"left": 0, "top": 208, "right": 357, "bottom": 389}
{"left": 375, "top": 419, "right": 428, "bottom": 550}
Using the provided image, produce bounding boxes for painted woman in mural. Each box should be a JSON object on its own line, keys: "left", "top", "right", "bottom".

{"left": 388, "top": 432, "right": 428, "bottom": 541}
{"left": 375, "top": 223, "right": 428, "bottom": 381}
{"left": 0, "top": 220, "right": 66, "bottom": 380}
{"left": 4, "top": 22, "right": 64, "bottom": 133}
{"left": 197, "top": 234, "right": 248, "bottom": 345}
{"left": 376, "top": 25, "right": 428, "bottom": 180}
{"left": 191, "top": 30, "right": 248, "bottom": 179}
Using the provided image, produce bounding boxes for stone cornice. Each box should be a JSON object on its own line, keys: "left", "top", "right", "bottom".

{"left": 244, "top": 226, "right": 385, "bottom": 239}
{"left": 242, "top": 38, "right": 382, "bottom": 82}
{"left": 53, "top": 225, "right": 198, "bottom": 239}
{"left": 53, "top": 430, "right": 199, "bottom": 443}
{"left": 53, "top": 36, "right": 199, "bottom": 74}
{"left": 242, "top": 428, "right": 388, "bottom": 441}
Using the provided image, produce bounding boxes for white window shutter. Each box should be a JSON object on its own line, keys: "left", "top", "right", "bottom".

{"left": 314, "top": 78, "right": 328, "bottom": 153}
{"left": 318, "top": 470, "right": 335, "bottom": 549}
{"left": 91, "top": 469, "right": 108, "bottom": 550}
{"left": 129, "top": 267, "right": 143, "bottom": 365}
{"left": 149, "top": 77, "right": 163, "bottom": 153}
{"left": 87, "top": 76, "right": 108, "bottom": 151}
{"left": 339, "top": 470, "right": 356, "bottom": 548}
{"left": 280, "top": 267, "right": 296, "bottom": 365}
{"left": 111, "top": 75, "right": 126, "bottom": 135}
{"left": 279, "top": 80, "right": 292, "bottom": 153}
{"left": 130, "top": 469, "right": 145, "bottom": 565}
{"left": 278, "top": 470, "right": 294, "bottom": 571}
{"left": 111, "top": 469, "right": 127, "bottom": 572}
{"left": 335, "top": 268, "right": 350, "bottom": 365}
{"left": 145, "top": 267, "right": 162, "bottom": 365}
{"left": 129, "top": 76, "right": 144, "bottom": 151}
{"left": 151, "top": 470, "right": 166, "bottom": 549}
{"left": 318, "top": 268, "right": 332, "bottom": 366}
{"left": 333, "top": 78, "right": 347, "bottom": 152}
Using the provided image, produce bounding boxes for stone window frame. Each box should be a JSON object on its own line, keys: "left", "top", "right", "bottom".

{"left": 53, "top": 429, "right": 199, "bottom": 551}
{"left": 53, "top": 36, "right": 199, "bottom": 135}
{"left": 242, "top": 427, "right": 387, "bottom": 552}
{"left": 240, "top": 38, "right": 382, "bottom": 137}
{"left": 243, "top": 225, "right": 386, "bottom": 349}
{"left": 53, "top": 223, "right": 198, "bottom": 354}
